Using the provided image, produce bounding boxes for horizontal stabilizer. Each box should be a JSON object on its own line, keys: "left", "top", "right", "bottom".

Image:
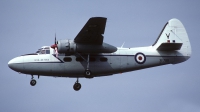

{"left": 157, "top": 43, "right": 183, "bottom": 51}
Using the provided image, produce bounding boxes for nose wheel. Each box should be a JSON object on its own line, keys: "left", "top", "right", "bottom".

{"left": 30, "top": 79, "right": 37, "bottom": 86}
{"left": 30, "top": 75, "right": 37, "bottom": 86}
{"left": 73, "top": 78, "right": 81, "bottom": 91}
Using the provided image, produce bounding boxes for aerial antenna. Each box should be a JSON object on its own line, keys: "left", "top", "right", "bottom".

{"left": 120, "top": 42, "right": 125, "bottom": 48}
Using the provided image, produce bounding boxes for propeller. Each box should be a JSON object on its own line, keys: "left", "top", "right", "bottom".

{"left": 55, "top": 33, "right": 56, "bottom": 44}
{"left": 51, "top": 33, "right": 57, "bottom": 49}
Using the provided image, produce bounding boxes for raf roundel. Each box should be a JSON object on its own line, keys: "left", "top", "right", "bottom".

{"left": 135, "top": 52, "right": 146, "bottom": 64}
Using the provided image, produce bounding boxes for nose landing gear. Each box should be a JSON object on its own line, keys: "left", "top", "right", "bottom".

{"left": 73, "top": 78, "right": 81, "bottom": 91}
{"left": 30, "top": 75, "right": 37, "bottom": 86}
{"left": 30, "top": 79, "right": 36, "bottom": 86}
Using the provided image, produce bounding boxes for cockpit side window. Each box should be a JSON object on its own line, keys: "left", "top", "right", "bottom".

{"left": 41, "top": 50, "right": 46, "bottom": 54}
{"left": 46, "top": 50, "right": 50, "bottom": 54}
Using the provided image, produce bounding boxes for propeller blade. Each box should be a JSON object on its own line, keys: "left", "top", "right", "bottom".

{"left": 55, "top": 33, "right": 57, "bottom": 45}
{"left": 51, "top": 33, "right": 57, "bottom": 49}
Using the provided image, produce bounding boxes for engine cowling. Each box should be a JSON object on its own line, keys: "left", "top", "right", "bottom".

{"left": 57, "top": 39, "right": 117, "bottom": 54}
{"left": 57, "top": 39, "right": 76, "bottom": 53}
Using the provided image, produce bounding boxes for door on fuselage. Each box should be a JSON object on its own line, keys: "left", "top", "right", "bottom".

{"left": 94, "top": 54, "right": 113, "bottom": 76}
{"left": 110, "top": 50, "right": 128, "bottom": 73}
{"left": 119, "top": 49, "right": 128, "bottom": 72}
{"left": 37, "top": 48, "right": 52, "bottom": 75}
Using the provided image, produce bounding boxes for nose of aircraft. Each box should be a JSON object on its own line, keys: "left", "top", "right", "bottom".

{"left": 8, "top": 56, "right": 24, "bottom": 72}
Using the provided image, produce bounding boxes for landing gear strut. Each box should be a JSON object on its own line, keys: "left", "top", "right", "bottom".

{"left": 73, "top": 78, "right": 81, "bottom": 91}
{"left": 76, "top": 53, "right": 93, "bottom": 78}
{"left": 84, "top": 54, "right": 93, "bottom": 78}
{"left": 85, "top": 69, "right": 92, "bottom": 78}
{"left": 30, "top": 75, "right": 37, "bottom": 86}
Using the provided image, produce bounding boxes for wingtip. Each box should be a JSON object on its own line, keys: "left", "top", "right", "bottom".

{"left": 90, "top": 17, "right": 107, "bottom": 19}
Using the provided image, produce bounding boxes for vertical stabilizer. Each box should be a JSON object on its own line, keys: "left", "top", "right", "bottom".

{"left": 153, "top": 19, "right": 192, "bottom": 57}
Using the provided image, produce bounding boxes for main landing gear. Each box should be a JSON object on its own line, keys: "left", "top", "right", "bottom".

{"left": 73, "top": 78, "right": 81, "bottom": 91}
{"left": 73, "top": 54, "right": 93, "bottom": 91}
{"left": 30, "top": 75, "right": 37, "bottom": 86}
{"left": 76, "top": 53, "right": 93, "bottom": 78}
{"left": 84, "top": 54, "right": 93, "bottom": 78}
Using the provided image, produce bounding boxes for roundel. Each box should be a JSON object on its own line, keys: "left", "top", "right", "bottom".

{"left": 135, "top": 52, "right": 146, "bottom": 64}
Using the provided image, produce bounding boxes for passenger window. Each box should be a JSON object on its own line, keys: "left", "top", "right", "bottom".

{"left": 63, "top": 57, "right": 72, "bottom": 62}
{"left": 100, "top": 57, "right": 107, "bottom": 62}
{"left": 76, "top": 57, "right": 83, "bottom": 62}
{"left": 90, "top": 57, "right": 96, "bottom": 62}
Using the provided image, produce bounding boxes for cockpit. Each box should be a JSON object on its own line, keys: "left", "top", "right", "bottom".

{"left": 36, "top": 46, "right": 52, "bottom": 54}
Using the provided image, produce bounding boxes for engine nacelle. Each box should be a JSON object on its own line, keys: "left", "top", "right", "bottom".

{"left": 57, "top": 39, "right": 117, "bottom": 54}
{"left": 57, "top": 39, "right": 76, "bottom": 53}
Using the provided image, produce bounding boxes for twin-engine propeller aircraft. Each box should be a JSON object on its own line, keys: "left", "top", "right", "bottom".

{"left": 8, "top": 17, "right": 191, "bottom": 91}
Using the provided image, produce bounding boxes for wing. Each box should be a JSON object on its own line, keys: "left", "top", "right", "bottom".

{"left": 74, "top": 17, "right": 107, "bottom": 45}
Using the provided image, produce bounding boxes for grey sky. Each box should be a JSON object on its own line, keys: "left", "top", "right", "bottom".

{"left": 0, "top": 0, "right": 200, "bottom": 112}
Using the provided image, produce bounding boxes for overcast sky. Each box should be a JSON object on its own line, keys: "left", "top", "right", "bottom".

{"left": 0, "top": 0, "right": 200, "bottom": 112}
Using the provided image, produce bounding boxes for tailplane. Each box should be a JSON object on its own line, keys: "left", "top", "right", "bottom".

{"left": 153, "top": 19, "right": 192, "bottom": 57}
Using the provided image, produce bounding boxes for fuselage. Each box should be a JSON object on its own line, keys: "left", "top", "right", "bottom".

{"left": 8, "top": 45, "right": 190, "bottom": 78}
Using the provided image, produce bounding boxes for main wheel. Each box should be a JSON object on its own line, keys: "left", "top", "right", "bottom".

{"left": 73, "top": 83, "right": 81, "bottom": 91}
{"left": 30, "top": 79, "right": 37, "bottom": 86}
{"left": 84, "top": 70, "right": 93, "bottom": 78}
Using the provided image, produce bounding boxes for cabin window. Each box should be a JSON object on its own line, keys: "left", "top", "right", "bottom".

{"left": 90, "top": 57, "right": 96, "bottom": 62}
{"left": 100, "top": 57, "right": 107, "bottom": 62}
{"left": 63, "top": 57, "right": 72, "bottom": 62}
{"left": 76, "top": 57, "right": 84, "bottom": 62}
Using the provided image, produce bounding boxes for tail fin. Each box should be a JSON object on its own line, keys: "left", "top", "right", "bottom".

{"left": 153, "top": 19, "right": 192, "bottom": 57}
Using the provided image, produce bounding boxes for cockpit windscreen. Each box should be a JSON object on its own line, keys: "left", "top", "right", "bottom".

{"left": 36, "top": 47, "right": 50, "bottom": 54}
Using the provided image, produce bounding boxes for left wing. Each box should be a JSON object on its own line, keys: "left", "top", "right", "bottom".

{"left": 74, "top": 17, "right": 107, "bottom": 45}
